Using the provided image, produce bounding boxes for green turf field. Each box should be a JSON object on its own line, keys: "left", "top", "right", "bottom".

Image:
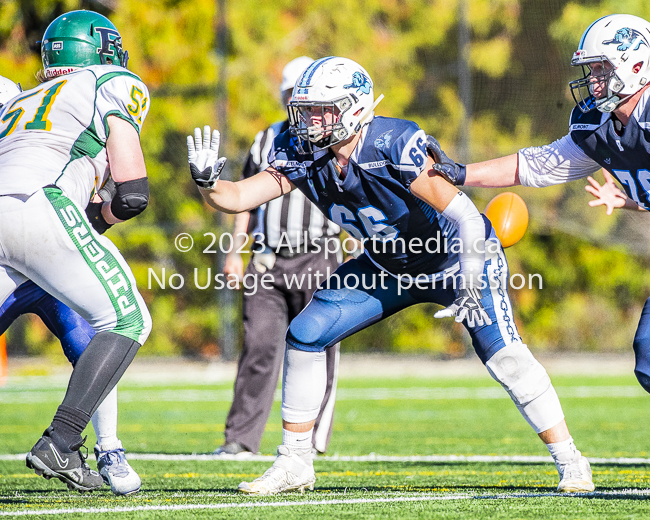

{"left": 2, "top": 371, "right": 650, "bottom": 518}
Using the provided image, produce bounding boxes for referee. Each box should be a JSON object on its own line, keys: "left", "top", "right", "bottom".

{"left": 216, "top": 57, "right": 342, "bottom": 456}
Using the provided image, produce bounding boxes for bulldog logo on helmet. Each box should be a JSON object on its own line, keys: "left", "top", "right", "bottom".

{"left": 343, "top": 72, "right": 372, "bottom": 95}
{"left": 602, "top": 27, "right": 649, "bottom": 52}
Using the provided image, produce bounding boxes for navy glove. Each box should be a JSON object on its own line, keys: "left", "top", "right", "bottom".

{"left": 426, "top": 135, "right": 466, "bottom": 186}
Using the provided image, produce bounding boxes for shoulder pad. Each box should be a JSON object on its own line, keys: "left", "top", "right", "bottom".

{"left": 568, "top": 105, "right": 604, "bottom": 138}
{"left": 268, "top": 129, "right": 306, "bottom": 170}
{"left": 361, "top": 117, "right": 418, "bottom": 160}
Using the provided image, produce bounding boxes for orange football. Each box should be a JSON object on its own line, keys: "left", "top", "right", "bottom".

{"left": 484, "top": 192, "right": 529, "bottom": 248}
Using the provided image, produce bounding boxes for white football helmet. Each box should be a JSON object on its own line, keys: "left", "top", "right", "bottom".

{"left": 570, "top": 14, "right": 650, "bottom": 113}
{"left": 287, "top": 56, "right": 383, "bottom": 153}
{"left": 0, "top": 76, "right": 21, "bottom": 107}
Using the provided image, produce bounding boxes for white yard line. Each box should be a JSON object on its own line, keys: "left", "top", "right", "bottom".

{"left": 1, "top": 491, "right": 649, "bottom": 516}
{"left": 0, "top": 385, "right": 646, "bottom": 404}
{"left": 2, "top": 453, "right": 650, "bottom": 464}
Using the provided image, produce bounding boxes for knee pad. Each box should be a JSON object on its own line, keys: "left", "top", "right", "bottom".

{"left": 486, "top": 343, "right": 550, "bottom": 406}
{"left": 286, "top": 288, "right": 377, "bottom": 352}
{"left": 486, "top": 343, "right": 564, "bottom": 433}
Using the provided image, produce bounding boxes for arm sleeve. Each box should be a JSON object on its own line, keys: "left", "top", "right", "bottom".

{"left": 441, "top": 191, "right": 485, "bottom": 288}
{"left": 518, "top": 134, "right": 601, "bottom": 188}
{"left": 95, "top": 72, "right": 150, "bottom": 140}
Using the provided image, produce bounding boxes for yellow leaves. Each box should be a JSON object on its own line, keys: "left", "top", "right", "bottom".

{"left": 470, "top": 37, "right": 513, "bottom": 78}
{"left": 550, "top": 1, "right": 650, "bottom": 54}
{"left": 549, "top": 3, "right": 604, "bottom": 50}
{"left": 114, "top": 0, "right": 218, "bottom": 88}
{"left": 468, "top": 0, "right": 521, "bottom": 37}
{"left": 471, "top": 113, "right": 533, "bottom": 159}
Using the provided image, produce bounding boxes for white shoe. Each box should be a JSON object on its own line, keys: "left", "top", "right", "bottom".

{"left": 94, "top": 441, "right": 141, "bottom": 496}
{"left": 238, "top": 445, "right": 315, "bottom": 495}
{"left": 556, "top": 453, "right": 595, "bottom": 493}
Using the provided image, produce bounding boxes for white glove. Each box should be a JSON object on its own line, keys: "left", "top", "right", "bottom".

{"left": 187, "top": 125, "right": 227, "bottom": 189}
{"left": 434, "top": 286, "right": 492, "bottom": 328}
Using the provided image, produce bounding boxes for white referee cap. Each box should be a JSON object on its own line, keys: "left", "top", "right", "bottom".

{"left": 280, "top": 56, "right": 315, "bottom": 94}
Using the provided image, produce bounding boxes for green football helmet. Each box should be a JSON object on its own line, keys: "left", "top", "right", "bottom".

{"left": 41, "top": 10, "right": 129, "bottom": 79}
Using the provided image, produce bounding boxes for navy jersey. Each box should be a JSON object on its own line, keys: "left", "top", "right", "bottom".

{"left": 569, "top": 91, "right": 650, "bottom": 209}
{"left": 269, "top": 116, "right": 490, "bottom": 276}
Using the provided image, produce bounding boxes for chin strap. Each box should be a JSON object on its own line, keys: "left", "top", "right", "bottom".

{"left": 597, "top": 95, "right": 623, "bottom": 113}
{"left": 354, "top": 94, "right": 385, "bottom": 132}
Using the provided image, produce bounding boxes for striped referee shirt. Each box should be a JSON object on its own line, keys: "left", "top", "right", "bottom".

{"left": 242, "top": 120, "right": 340, "bottom": 249}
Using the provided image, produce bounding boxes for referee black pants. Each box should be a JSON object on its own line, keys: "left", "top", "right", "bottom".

{"left": 224, "top": 249, "right": 340, "bottom": 454}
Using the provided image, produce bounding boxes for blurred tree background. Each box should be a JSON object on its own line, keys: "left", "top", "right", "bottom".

{"left": 3, "top": 0, "right": 650, "bottom": 360}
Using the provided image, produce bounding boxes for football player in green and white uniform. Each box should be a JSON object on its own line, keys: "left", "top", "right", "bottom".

{"left": 0, "top": 10, "right": 152, "bottom": 493}
{"left": 0, "top": 76, "right": 141, "bottom": 496}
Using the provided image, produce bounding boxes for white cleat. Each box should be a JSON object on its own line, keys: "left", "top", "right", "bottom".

{"left": 238, "top": 445, "right": 315, "bottom": 495}
{"left": 94, "top": 441, "right": 142, "bottom": 496}
{"left": 556, "top": 453, "right": 595, "bottom": 493}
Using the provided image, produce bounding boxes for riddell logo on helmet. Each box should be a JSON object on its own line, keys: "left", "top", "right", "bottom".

{"left": 45, "top": 66, "right": 78, "bottom": 78}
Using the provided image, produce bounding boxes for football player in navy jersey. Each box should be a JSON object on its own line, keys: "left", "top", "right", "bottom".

{"left": 430, "top": 13, "right": 650, "bottom": 424}
{"left": 187, "top": 56, "right": 593, "bottom": 494}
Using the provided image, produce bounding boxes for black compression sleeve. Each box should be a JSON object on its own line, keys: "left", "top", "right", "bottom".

{"left": 85, "top": 202, "right": 113, "bottom": 234}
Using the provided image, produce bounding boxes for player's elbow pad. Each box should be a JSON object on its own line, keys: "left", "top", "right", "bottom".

{"left": 110, "top": 178, "right": 149, "bottom": 221}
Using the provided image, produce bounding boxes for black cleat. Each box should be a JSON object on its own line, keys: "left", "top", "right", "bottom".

{"left": 26, "top": 427, "right": 105, "bottom": 493}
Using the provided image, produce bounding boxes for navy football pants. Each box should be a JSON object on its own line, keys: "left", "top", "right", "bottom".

{"left": 633, "top": 297, "right": 650, "bottom": 393}
{"left": 0, "top": 280, "right": 93, "bottom": 365}
{"left": 286, "top": 240, "right": 522, "bottom": 364}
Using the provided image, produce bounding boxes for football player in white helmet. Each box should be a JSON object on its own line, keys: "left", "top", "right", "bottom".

{"left": 569, "top": 14, "right": 650, "bottom": 113}
{"left": 430, "top": 15, "right": 650, "bottom": 491}
{"left": 287, "top": 57, "right": 384, "bottom": 153}
{"left": 188, "top": 56, "right": 593, "bottom": 495}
